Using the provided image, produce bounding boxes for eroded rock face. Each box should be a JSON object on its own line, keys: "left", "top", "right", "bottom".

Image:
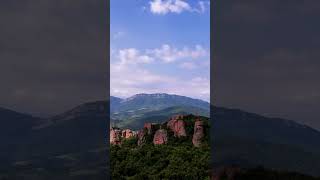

{"left": 167, "top": 115, "right": 187, "bottom": 137}
{"left": 192, "top": 119, "right": 205, "bottom": 147}
{"left": 110, "top": 128, "right": 122, "bottom": 145}
{"left": 172, "top": 115, "right": 184, "bottom": 120}
{"left": 137, "top": 123, "right": 156, "bottom": 146}
{"left": 122, "top": 129, "right": 136, "bottom": 139}
{"left": 153, "top": 129, "right": 168, "bottom": 145}
{"left": 111, "top": 115, "right": 207, "bottom": 147}
{"left": 144, "top": 123, "right": 157, "bottom": 135}
{"left": 137, "top": 129, "right": 147, "bottom": 146}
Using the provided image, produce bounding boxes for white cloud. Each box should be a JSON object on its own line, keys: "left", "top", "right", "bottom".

{"left": 112, "top": 44, "right": 208, "bottom": 64}
{"left": 195, "top": 1, "right": 210, "bottom": 13}
{"left": 149, "top": 0, "right": 210, "bottom": 15}
{"left": 111, "top": 61, "right": 177, "bottom": 98}
{"left": 148, "top": 44, "right": 208, "bottom": 63}
{"left": 188, "top": 77, "right": 210, "bottom": 99}
{"left": 118, "top": 48, "right": 154, "bottom": 65}
{"left": 164, "top": 77, "right": 210, "bottom": 101}
{"left": 111, "top": 62, "right": 210, "bottom": 101}
{"left": 149, "top": 0, "right": 191, "bottom": 14}
{"left": 111, "top": 45, "right": 210, "bottom": 101}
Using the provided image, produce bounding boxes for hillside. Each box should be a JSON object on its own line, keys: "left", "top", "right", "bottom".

{"left": 110, "top": 93, "right": 210, "bottom": 130}
{"left": 0, "top": 93, "right": 320, "bottom": 178}
{"left": 110, "top": 114, "right": 211, "bottom": 179}
{"left": 0, "top": 108, "right": 42, "bottom": 164}
{"left": 110, "top": 94, "right": 320, "bottom": 176}
{"left": 211, "top": 106, "right": 320, "bottom": 176}
{"left": 111, "top": 93, "right": 209, "bottom": 113}
{"left": 0, "top": 107, "right": 41, "bottom": 137}
{"left": 112, "top": 105, "right": 209, "bottom": 130}
{"left": 0, "top": 102, "right": 108, "bottom": 180}
{"left": 212, "top": 106, "right": 320, "bottom": 154}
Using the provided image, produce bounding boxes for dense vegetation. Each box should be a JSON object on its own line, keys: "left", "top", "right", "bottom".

{"left": 111, "top": 115, "right": 211, "bottom": 180}
{"left": 111, "top": 138, "right": 210, "bottom": 179}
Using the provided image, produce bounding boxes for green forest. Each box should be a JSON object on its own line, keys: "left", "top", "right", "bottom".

{"left": 111, "top": 138, "right": 211, "bottom": 180}
{"left": 111, "top": 115, "right": 211, "bottom": 179}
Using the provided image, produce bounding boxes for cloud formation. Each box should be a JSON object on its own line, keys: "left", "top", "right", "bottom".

{"left": 148, "top": 44, "right": 208, "bottom": 63}
{"left": 111, "top": 44, "right": 210, "bottom": 101}
{"left": 119, "top": 48, "right": 154, "bottom": 65}
{"left": 113, "top": 44, "right": 208, "bottom": 64}
{"left": 149, "top": 0, "right": 209, "bottom": 15}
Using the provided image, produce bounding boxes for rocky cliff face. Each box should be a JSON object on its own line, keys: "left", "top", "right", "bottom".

{"left": 137, "top": 129, "right": 147, "bottom": 146}
{"left": 110, "top": 128, "right": 137, "bottom": 145}
{"left": 167, "top": 115, "right": 187, "bottom": 137}
{"left": 192, "top": 119, "right": 205, "bottom": 147}
{"left": 110, "top": 128, "right": 122, "bottom": 145}
{"left": 110, "top": 114, "right": 208, "bottom": 147}
{"left": 153, "top": 129, "right": 168, "bottom": 145}
{"left": 122, "top": 129, "right": 136, "bottom": 139}
{"left": 144, "top": 123, "right": 157, "bottom": 135}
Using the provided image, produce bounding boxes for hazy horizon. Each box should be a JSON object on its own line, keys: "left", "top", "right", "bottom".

{"left": 111, "top": 92, "right": 210, "bottom": 103}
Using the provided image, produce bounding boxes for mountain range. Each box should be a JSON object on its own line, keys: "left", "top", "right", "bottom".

{"left": 112, "top": 93, "right": 320, "bottom": 176}
{"left": 110, "top": 93, "right": 210, "bottom": 129}
{"left": 0, "top": 103, "right": 108, "bottom": 179}
{"left": 0, "top": 93, "right": 320, "bottom": 178}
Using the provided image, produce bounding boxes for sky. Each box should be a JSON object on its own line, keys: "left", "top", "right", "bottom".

{"left": 110, "top": 0, "right": 210, "bottom": 102}
{"left": 214, "top": 0, "right": 320, "bottom": 130}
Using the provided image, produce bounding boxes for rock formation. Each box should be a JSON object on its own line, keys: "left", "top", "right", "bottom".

{"left": 153, "top": 129, "right": 168, "bottom": 145}
{"left": 122, "top": 129, "right": 136, "bottom": 139}
{"left": 137, "top": 129, "right": 147, "bottom": 146}
{"left": 110, "top": 128, "right": 122, "bottom": 145}
{"left": 137, "top": 122, "right": 157, "bottom": 146}
{"left": 144, "top": 123, "right": 157, "bottom": 135}
{"left": 167, "top": 115, "right": 187, "bottom": 137}
{"left": 192, "top": 119, "right": 205, "bottom": 147}
{"left": 110, "top": 115, "right": 208, "bottom": 147}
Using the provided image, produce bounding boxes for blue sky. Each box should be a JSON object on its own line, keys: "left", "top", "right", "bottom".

{"left": 111, "top": 0, "right": 210, "bottom": 101}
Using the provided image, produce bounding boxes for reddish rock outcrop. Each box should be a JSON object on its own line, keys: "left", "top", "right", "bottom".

{"left": 137, "top": 129, "right": 147, "bottom": 146}
{"left": 153, "top": 129, "right": 168, "bottom": 145}
{"left": 167, "top": 115, "right": 187, "bottom": 137}
{"left": 122, "top": 129, "right": 136, "bottom": 139}
{"left": 144, "top": 123, "right": 157, "bottom": 135}
{"left": 192, "top": 119, "right": 205, "bottom": 147}
{"left": 172, "top": 115, "right": 184, "bottom": 120}
{"left": 110, "top": 128, "right": 122, "bottom": 145}
{"left": 110, "top": 115, "right": 208, "bottom": 147}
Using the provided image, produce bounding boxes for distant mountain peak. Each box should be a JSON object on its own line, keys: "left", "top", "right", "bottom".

{"left": 123, "top": 93, "right": 172, "bottom": 102}
{"left": 118, "top": 93, "right": 209, "bottom": 104}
